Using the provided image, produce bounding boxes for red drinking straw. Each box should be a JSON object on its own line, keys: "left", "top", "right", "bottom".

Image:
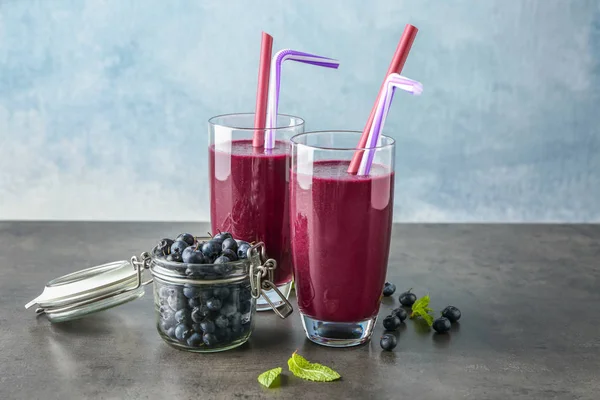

{"left": 252, "top": 32, "right": 274, "bottom": 147}
{"left": 347, "top": 24, "right": 418, "bottom": 174}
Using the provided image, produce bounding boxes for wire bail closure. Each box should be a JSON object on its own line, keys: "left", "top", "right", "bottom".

{"left": 248, "top": 242, "right": 293, "bottom": 319}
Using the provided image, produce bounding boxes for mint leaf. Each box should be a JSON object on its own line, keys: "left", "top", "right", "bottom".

{"left": 258, "top": 367, "right": 282, "bottom": 388}
{"left": 410, "top": 294, "right": 434, "bottom": 326}
{"left": 288, "top": 352, "right": 341, "bottom": 382}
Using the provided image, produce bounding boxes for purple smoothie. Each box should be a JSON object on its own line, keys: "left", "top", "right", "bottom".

{"left": 290, "top": 160, "right": 394, "bottom": 322}
{"left": 209, "top": 139, "right": 292, "bottom": 285}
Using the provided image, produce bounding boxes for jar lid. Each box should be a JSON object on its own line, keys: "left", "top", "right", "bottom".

{"left": 25, "top": 254, "right": 151, "bottom": 323}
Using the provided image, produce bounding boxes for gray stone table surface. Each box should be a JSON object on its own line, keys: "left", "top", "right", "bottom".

{"left": 1, "top": 222, "right": 599, "bottom": 400}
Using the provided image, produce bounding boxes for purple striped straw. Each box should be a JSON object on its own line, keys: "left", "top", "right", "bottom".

{"left": 357, "top": 73, "right": 423, "bottom": 176}
{"left": 264, "top": 49, "right": 340, "bottom": 150}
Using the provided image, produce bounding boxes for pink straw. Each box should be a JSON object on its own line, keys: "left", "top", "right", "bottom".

{"left": 264, "top": 49, "right": 339, "bottom": 150}
{"left": 357, "top": 73, "right": 423, "bottom": 176}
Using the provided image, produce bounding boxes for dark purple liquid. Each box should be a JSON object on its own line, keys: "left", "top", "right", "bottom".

{"left": 209, "top": 140, "right": 292, "bottom": 285}
{"left": 290, "top": 160, "right": 394, "bottom": 322}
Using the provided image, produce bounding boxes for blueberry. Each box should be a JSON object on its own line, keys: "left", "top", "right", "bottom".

{"left": 214, "top": 232, "right": 233, "bottom": 241}
{"left": 192, "top": 323, "right": 203, "bottom": 332}
{"left": 221, "top": 249, "right": 238, "bottom": 261}
{"left": 383, "top": 315, "right": 402, "bottom": 331}
{"left": 166, "top": 326, "right": 177, "bottom": 339}
{"left": 240, "top": 288, "right": 252, "bottom": 301}
{"left": 171, "top": 240, "right": 189, "bottom": 255}
{"left": 167, "top": 293, "right": 186, "bottom": 311}
{"left": 187, "top": 332, "right": 203, "bottom": 347}
{"left": 191, "top": 305, "right": 210, "bottom": 322}
{"left": 182, "top": 284, "right": 201, "bottom": 299}
{"left": 188, "top": 297, "right": 201, "bottom": 308}
{"left": 175, "top": 309, "right": 191, "bottom": 324}
{"left": 215, "top": 327, "right": 231, "bottom": 343}
{"left": 166, "top": 252, "right": 183, "bottom": 262}
{"left": 206, "top": 298, "right": 222, "bottom": 311}
{"left": 441, "top": 306, "right": 461, "bottom": 323}
{"left": 215, "top": 315, "right": 229, "bottom": 329}
{"left": 201, "top": 240, "right": 221, "bottom": 261}
{"left": 174, "top": 324, "right": 192, "bottom": 341}
{"left": 237, "top": 243, "right": 251, "bottom": 259}
{"left": 200, "top": 320, "right": 215, "bottom": 334}
{"left": 213, "top": 257, "right": 233, "bottom": 275}
{"left": 154, "top": 238, "right": 174, "bottom": 256}
{"left": 182, "top": 247, "right": 206, "bottom": 264}
{"left": 380, "top": 334, "right": 397, "bottom": 351}
{"left": 221, "top": 238, "right": 238, "bottom": 253}
{"left": 240, "top": 300, "right": 252, "bottom": 314}
{"left": 213, "top": 287, "right": 230, "bottom": 300}
{"left": 160, "top": 319, "right": 173, "bottom": 333}
{"left": 383, "top": 282, "right": 396, "bottom": 297}
{"left": 220, "top": 303, "right": 236, "bottom": 317}
{"left": 202, "top": 333, "right": 218, "bottom": 346}
{"left": 200, "top": 290, "right": 213, "bottom": 301}
{"left": 159, "top": 306, "right": 175, "bottom": 323}
{"left": 399, "top": 289, "right": 417, "bottom": 306}
{"left": 229, "top": 312, "right": 242, "bottom": 327}
{"left": 176, "top": 233, "right": 195, "bottom": 246}
{"left": 391, "top": 307, "right": 408, "bottom": 322}
{"left": 185, "top": 266, "right": 205, "bottom": 278}
{"left": 433, "top": 317, "right": 451, "bottom": 333}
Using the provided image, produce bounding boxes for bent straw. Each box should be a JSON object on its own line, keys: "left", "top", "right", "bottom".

{"left": 348, "top": 24, "right": 418, "bottom": 174}
{"left": 357, "top": 73, "right": 423, "bottom": 176}
{"left": 253, "top": 32, "right": 274, "bottom": 148}
{"left": 264, "top": 49, "right": 339, "bottom": 150}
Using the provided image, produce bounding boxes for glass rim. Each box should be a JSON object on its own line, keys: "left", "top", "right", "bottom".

{"left": 290, "top": 130, "right": 396, "bottom": 151}
{"left": 208, "top": 112, "right": 305, "bottom": 131}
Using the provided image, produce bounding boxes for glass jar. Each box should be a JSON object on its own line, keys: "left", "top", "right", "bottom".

{"left": 25, "top": 240, "right": 292, "bottom": 353}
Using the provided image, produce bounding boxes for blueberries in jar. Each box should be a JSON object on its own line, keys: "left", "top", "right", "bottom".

{"left": 187, "top": 332, "right": 203, "bottom": 347}
{"left": 175, "top": 309, "right": 191, "bottom": 324}
{"left": 191, "top": 305, "right": 210, "bottom": 323}
{"left": 221, "top": 249, "right": 238, "bottom": 262}
{"left": 206, "top": 298, "right": 222, "bottom": 311}
{"left": 188, "top": 297, "right": 201, "bottom": 309}
{"left": 182, "top": 246, "right": 206, "bottom": 264}
{"left": 202, "top": 333, "right": 218, "bottom": 346}
{"left": 200, "top": 320, "right": 216, "bottom": 334}
{"left": 174, "top": 324, "right": 192, "bottom": 341}
{"left": 213, "top": 257, "right": 233, "bottom": 275}
{"left": 182, "top": 284, "right": 201, "bottom": 299}
{"left": 220, "top": 303, "right": 236, "bottom": 317}
{"left": 166, "top": 326, "right": 177, "bottom": 339}
{"left": 192, "top": 323, "right": 203, "bottom": 333}
{"left": 201, "top": 240, "right": 221, "bottom": 261}
{"left": 215, "top": 327, "right": 231, "bottom": 343}
{"left": 215, "top": 315, "right": 229, "bottom": 329}
{"left": 200, "top": 289, "right": 213, "bottom": 302}
{"left": 154, "top": 238, "right": 174, "bottom": 256}
{"left": 240, "top": 300, "right": 252, "bottom": 314}
{"left": 171, "top": 240, "right": 189, "bottom": 255}
{"left": 237, "top": 242, "right": 251, "bottom": 259}
{"left": 176, "top": 233, "right": 196, "bottom": 246}
{"left": 222, "top": 238, "right": 238, "bottom": 253}
{"left": 213, "top": 232, "right": 233, "bottom": 241}
{"left": 167, "top": 292, "right": 186, "bottom": 311}
{"left": 166, "top": 252, "right": 183, "bottom": 263}
{"left": 213, "top": 287, "right": 230, "bottom": 300}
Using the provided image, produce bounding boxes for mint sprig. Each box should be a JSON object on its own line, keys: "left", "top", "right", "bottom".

{"left": 410, "top": 294, "right": 434, "bottom": 326}
{"left": 287, "top": 351, "right": 341, "bottom": 382}
{"left": 258, "top": 367, "right": 282, "bottom": 388}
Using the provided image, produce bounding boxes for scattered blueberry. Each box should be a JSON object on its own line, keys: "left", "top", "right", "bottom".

{"left": 176, "top": 233, "right": 195, "bottom": 246}
{"left": 171, "top": 240, "right": 189, "bottom": 255}
{"left": 200, "top": 320, "right": 216, "bottom": 334}
{"left": 380, "top": 334, "right": 397, "bottom": 351}
{"left": 182, "top": 246, "right": 206, "bottom": 264}
{"left": 221, "top": 249, "right": 238, "bottom": 261}
{"left": 201, "top": 240, "right": 221, "bottom": 261}
{"left": 383, "top": 315, "right": 402, "bottom": 331}
{"left": 174, "top": 324, "right": 192, "bottom": 341}
{"left": 391, "top": 307, "right": 408, "bottom": 322}
{"left": 206, "top": 298, "right": 222, "bottom": 311}
{"left": 433, "top": 317, "right": 451, "bottom": 333}
{"left": 237, "top": 243, "right": 251, "bottom": 259}
{"left": 441, "top": 306, "right": 461, "bottom": 323}
{"left": 187, "top": 333, "right": 203, "bottom": 347}
{"left": 166, "top": 252, "right": 183, "bottom": 262}
{"left": 202, "top": 333, "right": 218, "bottom": 346}
{"left": 215, "top": 315, "right": 229, "bottom": 329}
{"left": 221, "top": 238, "right": 238, "bottom": 253}
{"left": 383, "top": 282, "right": 396, "bottom": 297}
{"left": 399, "top": 289, "right": 417, "bottom": 306}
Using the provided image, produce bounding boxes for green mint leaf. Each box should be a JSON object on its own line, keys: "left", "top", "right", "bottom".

{"left": 288, "top": 352, "right": 341, "bottom": 382}
{"left": 410, "top": 294, "right": 434, "bottom": 326}
{"left": 258, "top": 367, "right": 282, "bottom": 388}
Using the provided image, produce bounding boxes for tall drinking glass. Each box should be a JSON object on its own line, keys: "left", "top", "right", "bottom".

{"left": 209, "top": 113, "right": 305, "bottom": 310}
{"left": 290, "top": 131, "right": 395, "bottom": 347}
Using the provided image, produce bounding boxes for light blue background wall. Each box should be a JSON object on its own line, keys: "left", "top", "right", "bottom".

{"left": 0, "top": 0, "right": 598, "bottom": 222}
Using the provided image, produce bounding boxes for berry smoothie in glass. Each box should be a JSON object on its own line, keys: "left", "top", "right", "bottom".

{"left": 209, "top": 113, "right": 304, "bottom": 310}
{"left": 290, "top": 131, "right": 395, "bottom": 347}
